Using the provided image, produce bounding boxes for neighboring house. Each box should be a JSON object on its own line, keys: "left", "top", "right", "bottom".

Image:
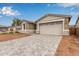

{"left": 75, "top": 17, "right": 79, "bottom": 36}
{"left": 75, "top": 17, "right": 79, "bottom": 28}
{"left": 0, "top": 26, "right": 8, "bottom": 33}
{"left": 8, "top": 20, "right": 36, "bottom": 34}
{"left": 35, "top": 14, "right": 71, "bottom": 35}
{"left": 8, "top": 26, "right": 17, "bottom": 33}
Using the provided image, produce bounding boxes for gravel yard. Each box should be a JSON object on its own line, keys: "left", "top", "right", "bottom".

{"left": 0, "top": 33, "right": 30, "bottom": 42}
{"left": 0, "top": 34, "right": 62, "bottom": 56}
{"left": 55, "top": 35, "right": 79, "bottom": 56}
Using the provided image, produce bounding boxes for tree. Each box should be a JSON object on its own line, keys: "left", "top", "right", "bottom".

{"left": 12, "top": 18, "right": 22, "bottom": 26}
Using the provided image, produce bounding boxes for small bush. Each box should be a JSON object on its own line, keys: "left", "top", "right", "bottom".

{"left": 69, "top": 43, "right": 76, "bottom": 49}
{"left": 9, "top": 31, "right": 14, "bottom": 34}
{"left": 15, "top": 31, "right": 20, "bottom": 33}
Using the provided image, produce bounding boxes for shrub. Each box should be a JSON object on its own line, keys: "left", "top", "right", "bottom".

{"left": 9, "top": 31, "right": 14, "bottom": 34}
{"left": 15, "top": 31, "right": 20, "bottom": 33}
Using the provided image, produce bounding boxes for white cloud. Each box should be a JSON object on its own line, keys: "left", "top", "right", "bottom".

{"left": 57, "top": 3, "right": 79, "bottom": 8}
{"left": 0, "top": 6, "right": 21, "bottom": 16}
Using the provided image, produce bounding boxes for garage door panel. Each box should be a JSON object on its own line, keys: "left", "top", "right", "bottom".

{"left": 39, "top": 21, "right": 63, "bottom": 35}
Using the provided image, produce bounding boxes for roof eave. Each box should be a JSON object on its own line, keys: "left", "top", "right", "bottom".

{"left": 22, "top": 20, "right": 35, "bottom": 24}
{"left": 35, "top": 14, "right": 72, "bottom": 23}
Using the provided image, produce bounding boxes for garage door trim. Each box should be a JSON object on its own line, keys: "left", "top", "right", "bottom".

{"left": 39, "top": 20, "right": 64, "bottom": 35}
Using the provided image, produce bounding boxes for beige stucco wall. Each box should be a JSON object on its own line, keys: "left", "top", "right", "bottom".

{"left": 64, "top": 17, "right": 70, "bottom": 30}
{"left": 37, "top": 16, "right": 69, "bottom": 30}
{"left": 21, "top": 22, "right": 35, "bottom": 29}
{"left": 37, "top": 16, "right": 63, "bottom": 23}
{"left": 36, "top": 16, "right": 70, "bottom": 35}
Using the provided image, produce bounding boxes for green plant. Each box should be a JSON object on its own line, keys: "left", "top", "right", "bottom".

{"left": 9, "top": 31, "right": 14, "bottom": 34}
{"left": 15, "top": 31, "right": 20, "bottom": 33}
{"left": 12, "top": 18, "right": 22, "bottom": 26}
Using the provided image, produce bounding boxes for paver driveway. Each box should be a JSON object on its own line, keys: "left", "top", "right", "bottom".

{"left": 0, "top": 34, "right": 62, "bottom": 56}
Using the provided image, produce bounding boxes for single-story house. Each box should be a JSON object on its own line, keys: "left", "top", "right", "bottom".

{"left": 35, "top": 14, "right": 71, "bottom": 35}
{"left": 8, "top": 26, "right": 17, "bottom": 33}
{"left": 8, "top": 14, "right": 71, "bottom": 35}
{"left": 8, "top": 20, "right": 36, "bottom": 34}
{"left": 75, "top": 17, "right": 79, "bottom": 28}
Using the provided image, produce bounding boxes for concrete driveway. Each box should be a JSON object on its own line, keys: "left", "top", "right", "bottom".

{"left": 0, "top": 34, "right": 62, "bottom": 56}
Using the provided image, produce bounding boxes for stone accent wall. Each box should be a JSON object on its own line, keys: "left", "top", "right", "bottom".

{"left": 63, "top": 30, "right": 69, "bottom": 35}
{"left": 18, "top": 30, "right": 35, "bottom": 34}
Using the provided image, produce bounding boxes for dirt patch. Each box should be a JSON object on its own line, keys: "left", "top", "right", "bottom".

{"left": 0, "top": 33, "right": 30, "bottom": 42}
{"left": 55, "top": 35, "right": 79, "bottom": 56}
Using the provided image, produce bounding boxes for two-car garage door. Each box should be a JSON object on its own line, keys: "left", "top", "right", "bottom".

{"left": 39, "top": 21, "right": 63, "bottom": 35}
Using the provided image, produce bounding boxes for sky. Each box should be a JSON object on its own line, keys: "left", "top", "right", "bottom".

{"left": 0, "top": 3, "right": 79, "bottom": 26}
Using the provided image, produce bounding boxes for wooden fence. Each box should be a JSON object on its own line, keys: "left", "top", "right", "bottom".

{"left": 76, "top": 28, "right": 79, "bottom": 36}
{"left": 69, "top": 27, "right": 76, "bottom": 35}
{"left": 69, "top": 27, "right": 79, "bottom": 37}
